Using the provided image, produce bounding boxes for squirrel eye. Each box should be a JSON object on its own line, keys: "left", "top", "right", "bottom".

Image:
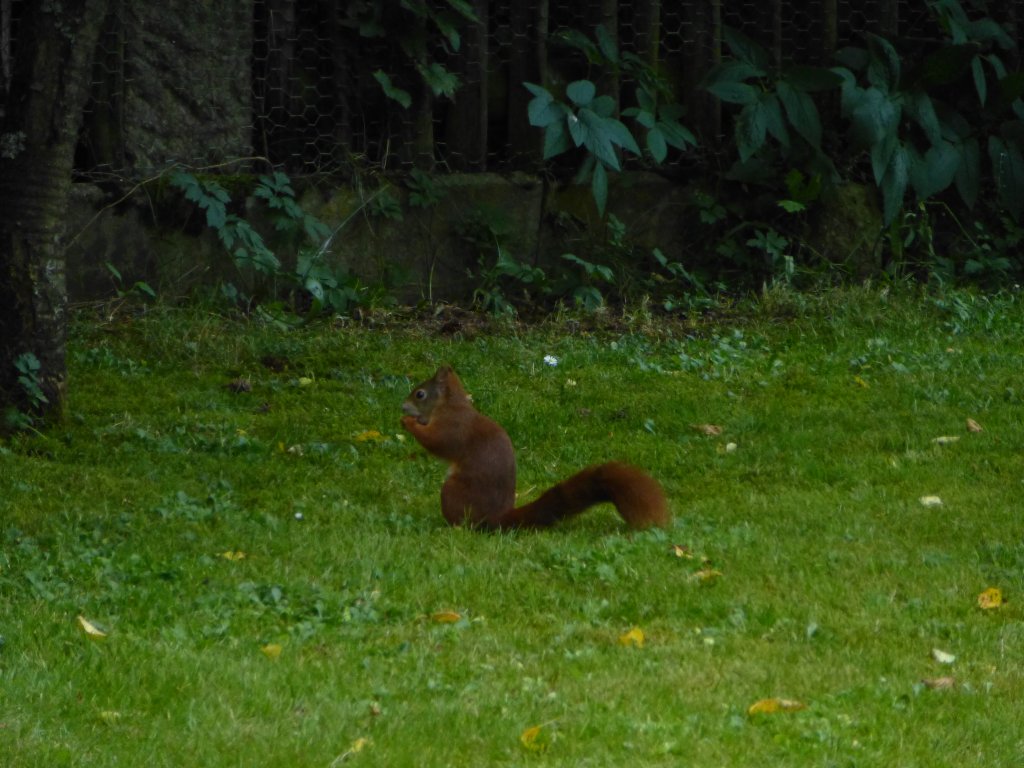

{"left": 415, "top": 389, "right": 426, "bottom": 400}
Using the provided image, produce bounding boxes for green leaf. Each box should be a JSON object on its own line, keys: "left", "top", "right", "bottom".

{"left": 578, "top": 109, "right": 620, "bottom": 169}
{"left": 985, "top": 53, "right": 1007, "bottom": 80}
{"left": 866, "top": 34, "right": 901, "bottom": 93}
{"left": 592, "top": 94, "right": 616, "bottom": 118}
{"left": 708, "top": 60, "right": 767, "bottom": 84}
{"left": 723, "top": 26, "right": 771, "bottom": 69}
{"left": 543, "top": 119, "right": 570, "bottom": 159}
{"left": 373, "top": 70, "right": 412, "bottom": 108}
{"left": 777, "top": 81, "right": 821, "bottom": 148}
{"left": 602, "top": 116, "right": 642, "bottom": 156}
{"left": 595, "top": 24, "right": 618, "bottom": 63}
{"left": 567, "top": 80, "right": 597, "bottom": 107}
{"left": 442, "top": 0, "right": 479, "bottom": 22}
{"left": 430, "top": 11, "right": 461, "bottom": 52}
{"left": 568, "top": 111, "right": 588, "bottom": 148}
{"left": 647, "top": 126, "right": 668, "bottom": 163}
{"left": 871, "top": 132, "right": 898, "bottom": 186}
{"left": 760, "top": 92, "right": 790, "bottom": 148}
{"left": 658, "top": 119, "right": 697, "bottom": 150}
{"left": 555, "top": 28, "right": 600, "bottom": 63}
{"left": 966, "top": 18, "right": 1013, "bottom": 49}
{"left": 880, "top": 143, "right": 909, "bottom": 225}
{"left": 636, "top": 87, "right": 656, "bottom": 114}
{"left": 420, "top": 62, "right": 460, "bottom": 98}
{"left": 910, "top": 141, "right": 960, "bottom": 199}
{"left": 735, "top": 101, "right": 767, "bottom": 162}
{"left": 707, "top": 81, "right": 758, "bottom": 105}
{"left": 849, "top": 88, "right": 901, "bottom": 148}
{"left": 527, "top": 89, "right": 565, "bottom": 128}
{"left": 523, "top": 81, "right": 549, "bottom": 99}
{"left": 906, "top": 91, "right": 942, "bottom": 146}
{"left": 632, "top": 109, "right": 656, "bottom": 129}
{"left": 972, "top": 56, "right": 987, "bottom": 106}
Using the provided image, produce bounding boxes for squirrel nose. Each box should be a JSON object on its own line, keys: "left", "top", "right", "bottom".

{"left": 401, "top": 402, "right": 418, "bottom": 416}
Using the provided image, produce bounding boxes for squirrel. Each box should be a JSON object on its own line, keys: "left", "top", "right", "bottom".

{"left": 400, "top": 365, "right": 669, "bottom": 531}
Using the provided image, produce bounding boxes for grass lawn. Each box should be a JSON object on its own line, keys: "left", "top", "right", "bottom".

{"left": 2, "top": 287, "right": 1023, "bottom": 766}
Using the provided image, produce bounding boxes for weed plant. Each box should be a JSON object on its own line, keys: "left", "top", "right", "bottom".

{"left": 2, "top": 288, "right": 1023, "bottom": 766}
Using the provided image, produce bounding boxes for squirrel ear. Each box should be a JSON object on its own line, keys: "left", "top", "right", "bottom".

{"left": 435, "top": 364, "right": 454, "bottom": 380}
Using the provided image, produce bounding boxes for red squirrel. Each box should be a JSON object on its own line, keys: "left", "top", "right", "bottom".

{"left": 400, "top": 365, "right": 669, "bottom": 531}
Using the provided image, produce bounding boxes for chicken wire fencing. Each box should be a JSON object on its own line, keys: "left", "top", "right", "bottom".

{"left": 4, "top": 0, "right": 1021, "bottom": 179}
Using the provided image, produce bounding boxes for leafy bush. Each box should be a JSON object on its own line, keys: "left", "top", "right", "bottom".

{"left": 524, "top": 25, "right": 697, "bottom": 216}
{"left": 169, "top": 170, "right": 368, "bottom": 316}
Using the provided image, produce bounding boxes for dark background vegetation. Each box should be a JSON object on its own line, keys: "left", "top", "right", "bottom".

{"left": 3, "top": 0, "right": 1024, "bottom": 423}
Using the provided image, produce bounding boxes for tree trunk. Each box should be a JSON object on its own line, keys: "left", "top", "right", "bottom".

{"left": 0, "top": 0, "right": 110, "bottom": 423}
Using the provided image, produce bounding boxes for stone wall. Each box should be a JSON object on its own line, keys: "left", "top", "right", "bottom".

{"left": 64, "top": 172, "right": 692, "bottom": 303}
{"left": 63, "top": 172, "right": 881, "bottom": 304}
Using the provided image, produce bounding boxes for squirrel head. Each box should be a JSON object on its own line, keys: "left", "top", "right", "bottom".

{"left": 402, "top": 365, "right": 469, "bottom": 423}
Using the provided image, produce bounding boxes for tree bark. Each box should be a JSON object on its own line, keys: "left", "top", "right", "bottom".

{"left": 0, "top": 0, "right": 110, "bottom": 422}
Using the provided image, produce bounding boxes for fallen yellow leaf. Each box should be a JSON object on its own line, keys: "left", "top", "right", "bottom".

{"left": 978, "top": 587, "right": 1004, "bottom": 610}
{"left": 932, "top": 435, "right": 960, "bottom": 445}
{"left": 77, "top": 615, "right": 107, "bottom": 638}
{"left": 220, "top": 550, "right": 246, "bottom": 561}
{"left": 919, "top": 495, "right": 943, "bottom": 508}
{"left": 931, "top": 648, "right": 956, "bottom": 664}
{"left": 520, "top": 724, "right": 549, "bottom": 752}
{"left": 966, "top": 418, "right": 984, "bottom": 433}
{"left": 430, "top": 611, "right": 462, "bottom": 623}
{"left": 854, "top": 375, "right": 870, "bottom": 389}
{"left": 670, "top": 544, "right": 694, "bottom": 559}
{"left": 618, "top": 627, "right": 645, "bottom": 648}
{"left": 748, "top": 697, "right": 806, "bottom": 715}
{"left": 260, "top": 643, "right": 283, "bottom": 659}
{"left": 691, "top": 567, "right": 723, "bottom": 583}
{"left": 353, "top": 430, "right": 385, "bottom": 443}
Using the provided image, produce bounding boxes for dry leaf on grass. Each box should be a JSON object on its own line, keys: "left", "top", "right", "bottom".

{"left": 748, "top": 698, "right": 806, "bottom": 715}
{"left": 670, "top": 544, "right": 694, "bottom": 559}
{"left": 966, "top": 418, "right": 984, "bottom": 433}
{"left": 978, "top": 587, "right": 1004, "bottom": 610}
{"left": 260, "top": 643, "right": 283, "bottom": 659}
{"left": 919, "top": 495, "right": 943, "bottom": 508}
{"left": 618, "top": 627, "right": 645, "bottom": 648}
{"left": 690, "top": 423, "right": 723, "bottom": 436}
{"left": 932, "top": 435, "right": 960, "bottom": 445}
{"left": 430, "top": 611, "right": 463, "bottom": 623}
{"left": 931, "top": 648, "right": 956, "bottom": 664}
{"left": 922, "top": 677, "right": 956, "bottom": 690}
{"left": 690, "top": 567, "right": 723, "bottom": 583}
{"left": 77, "top": 615, "right": 107, "bottom": 638}
{"left": 520, "top": 724, "right": 550, "bottom": 752}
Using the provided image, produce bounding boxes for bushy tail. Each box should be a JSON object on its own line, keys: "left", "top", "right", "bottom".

{"left": 488, "top": 462, "right": 669, "bottom": 531}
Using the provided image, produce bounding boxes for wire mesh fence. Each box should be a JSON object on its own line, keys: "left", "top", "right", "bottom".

{"left": 6, "top": 0, "right": 1018, "bottom": 179}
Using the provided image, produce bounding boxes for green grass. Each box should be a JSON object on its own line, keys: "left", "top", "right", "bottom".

{"left": 2, "top": 287, "right": 1024, "bottom": 766}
